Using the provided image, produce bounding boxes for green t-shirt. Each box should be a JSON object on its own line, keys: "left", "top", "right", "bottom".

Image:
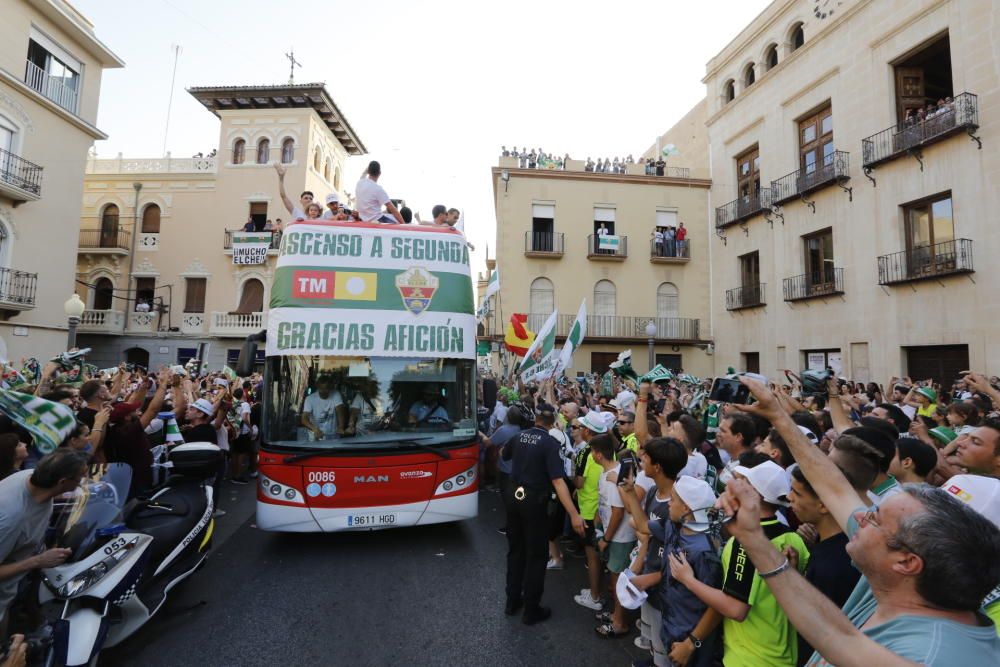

{"left": 576, "top": 452, "right": 602, "bottom": 520}
{"left": 805, "top": 508, "right": 1000, "bottom": 665}
{"left": 721, "top": 518, "right": 810, "bottom": 667}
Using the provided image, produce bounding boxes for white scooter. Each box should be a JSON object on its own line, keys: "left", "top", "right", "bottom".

{"left": 35, "top": 443, "right": 221, "bottom": 666}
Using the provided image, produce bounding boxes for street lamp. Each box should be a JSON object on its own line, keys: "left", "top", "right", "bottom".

{"left": 645, "top": 320, "right": 657, "bottom": 371}
{"left": 64, "top": 293, "right": 86, "bottom": 350}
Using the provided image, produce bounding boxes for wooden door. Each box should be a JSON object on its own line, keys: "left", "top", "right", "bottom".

{"left": 895, "top": 67, "right": 925, "bottom": 124}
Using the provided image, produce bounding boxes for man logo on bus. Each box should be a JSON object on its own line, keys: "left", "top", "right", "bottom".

{"left": 395, "top": 267, "right": 439, "bottom": 315}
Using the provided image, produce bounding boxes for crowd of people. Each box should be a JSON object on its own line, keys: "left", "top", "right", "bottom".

{"left": 501, "top": 147, "right": 680, "bottom": 177}
{"left": 651, "top": 224, "right": 689, "bottom": 258}
{"left": 0, "top": 352, "right": 264, "bottom": 658}
{"left": 482, "top": 365, "right": 1000, "bottom": 666}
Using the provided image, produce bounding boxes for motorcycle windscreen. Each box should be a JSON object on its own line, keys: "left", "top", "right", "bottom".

{"left": 51, "top": 480, "right": 123, "bottom": 562}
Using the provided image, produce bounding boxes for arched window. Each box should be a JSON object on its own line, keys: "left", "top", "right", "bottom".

{"left": 529, "top": 277, "right": 554, "bottom": 316}
{"left": 333, "top": 166, "right": 341, "bottom": 190}
{"left": 281, "top": 138, "right": 295, "bottom": 164}
{"left": 764, "top": 44, "right": 779, "bottom": 71}
{"left": 313, "top": 147, "right": 321, "bottom": 171}
{"left": 93, "top": 277, "right": 114, "bottom": 310}
{"left": 743, "top": 63, "right": 756, "bottom": 88}
{"left": 790, "top": 23, "right": 805, "bottom": 51}
{"left": 323, "top": 159, "right": 331, "bottom": 182}
{"left": 237, "top": 278, "right": 265, "bottom": 313}
{"left": 232, "top": 139, "right": 245, "bottom": 165}
{"left": 141, "top": 204, "right": 160, "bottom": 234}
{"left": 100, "top": 204, "right": 120, "bottom": 248}
{"left": 593, "top": 279, "right": 616, "bottom": 336}
{"left": 723, "top": 80, "right": 735, "bottom": 104}
{"left": 256, "top": 138, "right": 270, "bottom": 164}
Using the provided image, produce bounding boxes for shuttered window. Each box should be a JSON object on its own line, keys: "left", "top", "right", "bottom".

{"left": 184, "top": 278, "right": 206, "bottom": 313}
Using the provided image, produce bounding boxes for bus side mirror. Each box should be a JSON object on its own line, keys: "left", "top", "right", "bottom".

{"left": 236, "top": 330, "right": 266, "bottom": 377}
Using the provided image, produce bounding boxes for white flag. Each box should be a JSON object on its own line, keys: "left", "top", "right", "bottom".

{"left": 484, "top": 267, "right": 500, "bottom": 302}
{"left": 518, "top": 311, "right": 558, "bottom": 381}
{"left": 555, "top": 299, "right": 587, "bottom": 376}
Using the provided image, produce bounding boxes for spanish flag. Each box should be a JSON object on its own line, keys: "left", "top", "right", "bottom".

{"left": 504, "top": 313, "right": 535, "bottom": 357}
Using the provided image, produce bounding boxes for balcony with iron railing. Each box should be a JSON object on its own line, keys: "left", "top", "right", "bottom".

{"left": 771, "top": 151, "right": 851, "bottom": 207}
{"left": 783, "top": 268, "right": 845, "bottom": 302}
{"left": 522, "top": 313, "right": 701, "bottom": 342}
{"left": 586, "top": 234, "right": 628, "bottom": 260}
{"left": 524, "top": 231, "right": 565, "bottom": 257}
{"left": 24, "top": 60, "right": 78, "bottom": 113}
{"left": 222, "top": 229, "right": 283, "bottom": 252}
{"left": 715, "top": 188, "right": 773, "bottom": 228}
{"left": 877, "top": 239, "right": 974, "bottom": 286}
{"left": 861, "top": 93, "right": 981, "bottom": 173}
{"left": 649, "top": 238, "right": 691, "bottom": 263}
{"left": 726, "top": 283, "right": 766, "bottom": 311}
{"left": 0, "top": 267, "right": 38, "bottom": 312}
{"left": 0, "top": 148, "right": 43, "bottom": 203}
{"left": 79, "top": 227, "right": 131, "bottom": 253}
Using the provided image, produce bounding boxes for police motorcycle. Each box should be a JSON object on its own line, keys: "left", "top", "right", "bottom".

{"left": 34, "top": 443, "right": 221, "bottom": 666}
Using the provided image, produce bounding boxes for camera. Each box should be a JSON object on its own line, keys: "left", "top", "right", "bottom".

{"left": 708, "top": 377, "right": 751, "bottom": 405}
{"left": 800, "top": 369, "right": 833, "bottom": 398}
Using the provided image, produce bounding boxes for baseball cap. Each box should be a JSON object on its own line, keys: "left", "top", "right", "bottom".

{"left": 615, "top": 568, "right": 648, "bottom": 610}
{"left": 674, "top": 476, "right": 717, "bottom": 532}
{"left": 190, "top": 398, "right": 216, "bottom": 417}
{"left": 605, "top": 399, "right": 622, "bottom": 413}
{"left": 929, "top": 426, "right": 957, "bottom": 446}
{"left": 943, "top": 474, "right": 1000, "bottom": 528}
{"left": 733, "top": 460, "right": 791, "bottom": 506}
{"left": 578, "top": 411, "right": 608, "bottom": 434}
{"left": 109, "top": 401, "right": 141, "bottom": 424}
{"left": 213, "top": 377, "right": 229, "bottom": 388}
{"left": 325, "top": 192, "right": 340, "bottom": 204}
{"left": 916, "top": 386, "right": 938, "bottom": 403}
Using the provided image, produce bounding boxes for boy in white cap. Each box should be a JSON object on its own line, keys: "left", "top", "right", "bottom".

{"left": 669, "top": 459, "right": 810, "bottom": 667}
{"left": 321, "top": 192, "right": 345, "bottom": 220}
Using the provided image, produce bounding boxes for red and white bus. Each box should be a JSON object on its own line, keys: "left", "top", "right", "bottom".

{"left": 237, "top": 221, "right": 480, "bottom": 531}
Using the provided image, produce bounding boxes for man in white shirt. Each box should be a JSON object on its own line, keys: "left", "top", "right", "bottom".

{"left": 668, "top": 414, "right": 709, "bottom": 479}
{"left": 300, "top": 377, "right": 346, "bottom": 440}
{"left": 355, "top": 161, "right": 404, "bottom": 224}
{"left": 274, "top": 163, "right": 313, "bottom": 221}
{"left": 321, "top": 192, "right": 346, "bottom": 220}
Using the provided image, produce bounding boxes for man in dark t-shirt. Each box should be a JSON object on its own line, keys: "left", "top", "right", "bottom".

{"left": 183, "top": 398, "right": 218, "bottom": 444}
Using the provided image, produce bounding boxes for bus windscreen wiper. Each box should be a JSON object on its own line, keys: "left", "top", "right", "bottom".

{"left": 283, "top": 436, "right": 451, "bottom": 463}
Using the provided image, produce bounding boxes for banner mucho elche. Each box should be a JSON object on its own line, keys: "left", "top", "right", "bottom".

{"left": 232, "top": 232, "right": 272, "bottom": 265}
{"left": 266, "top": 223, "right": 476, "bottom": 359}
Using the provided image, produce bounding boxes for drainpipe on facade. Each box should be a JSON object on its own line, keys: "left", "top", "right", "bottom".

{"left": 126, "top": 182, "right": 142, "bottom": 329}
{"left": 706, "top": 149, "right": 715, "bottom": 374}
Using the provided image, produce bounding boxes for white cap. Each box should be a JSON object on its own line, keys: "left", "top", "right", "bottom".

{"left": 943, "top": 474, "right": 1000, "bottom": 528}
{"left": 674, "top": 476, "right": 717, "bottom": 532}
{"left": 213, "top": 377, "right": 229, "bottom": 388}
{"left": 733, "top": 460, "right": 791, "bottom": 507}
{"left": 606, "top": 399, "right": 622, "bottom": 413}
{"left": 797, "top": 425, "right": 819, "bottom": 444}
{"left": 615, "top": 568, "right": 648, "bottom": 610}
{"left": 191, "top": 398, "right": 216, "bottom": 417}
{"left": 578, "top": 411, "right": 607, "bottom": 434}
{"left": 598, "top": 411, "right": 617, "bottom": 431}
{"left": 325, "top": 192, "right": 340, "bottom": 204}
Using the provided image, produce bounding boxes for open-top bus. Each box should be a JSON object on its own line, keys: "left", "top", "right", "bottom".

{"left": 237, "top": 221, "right": 479, "bottom": 531}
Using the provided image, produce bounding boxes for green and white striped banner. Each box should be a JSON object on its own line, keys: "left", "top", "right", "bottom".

{"left": 267, "top": 224, "right": 476, "bottom": 359}
{"left": 0, "top": 390, "right": 76, "bottom": 454}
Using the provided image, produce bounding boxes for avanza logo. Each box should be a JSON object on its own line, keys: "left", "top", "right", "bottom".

{"left": 400, "top": 470, "right": 433, "bottom": 479}
{"left": 354, "top": 475, "right": 390, "bottom": 483}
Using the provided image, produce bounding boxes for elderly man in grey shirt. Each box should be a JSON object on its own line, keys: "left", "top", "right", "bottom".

{"left": 0, "top": 449, "right": 89, "bottom": 632}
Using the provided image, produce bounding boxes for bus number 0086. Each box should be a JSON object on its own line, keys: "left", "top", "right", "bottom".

{"left": 307, "top": 471, "right": 336, "bottom": 483}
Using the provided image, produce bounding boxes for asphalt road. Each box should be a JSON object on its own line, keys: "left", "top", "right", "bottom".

{"left": 102, "top": 484, "right": 646, "bottom": 667}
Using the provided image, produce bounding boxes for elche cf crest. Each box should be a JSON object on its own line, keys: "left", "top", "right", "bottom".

{"left": 395, "top": 267, "right": 439, "bottom": 315}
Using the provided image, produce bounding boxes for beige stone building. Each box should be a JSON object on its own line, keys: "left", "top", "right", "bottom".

{"left": 697, "top": 0, "right": 1000, "bottom": 385}
{"left": 0, "top": 0, "right": 122, "bottom": 361}
{"left": 486, "top": 158, "right": 714, "bottom": 378}
{"left": 75, "top": 83, "right": 366, "bottom": 369}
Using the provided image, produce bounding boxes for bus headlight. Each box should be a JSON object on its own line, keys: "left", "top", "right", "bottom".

{"left": 434, "top": 466, "right": 477, "bottom": 495}
{"left": 259, "top": 474, "right": 305, "bottom": 505}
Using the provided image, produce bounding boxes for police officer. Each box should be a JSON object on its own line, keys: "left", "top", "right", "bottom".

{"left": 502, "top": 402, "right": 585, "bottom": 624}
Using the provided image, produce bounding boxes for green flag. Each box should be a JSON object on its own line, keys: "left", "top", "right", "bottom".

{"left": 0, "top": 390, "right": 76, "bottom": 454}
{"left": 600, "top": 370, "right": 615, "bottom": 398}
{"left": 518, "top": 310, "right": 559, "bottom": 381}
{"left": 556, "top": 300, "right": 587, "bottom": 376}
{"left": 609, "top": 349, "right": 639, "bottom": 383}
{"left": 639, "top": 364, "right": 674, "bottom": 384}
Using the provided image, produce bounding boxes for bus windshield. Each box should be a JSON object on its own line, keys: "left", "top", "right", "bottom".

{"left": 264, "top": 355, "right": 476, "bottom": 451}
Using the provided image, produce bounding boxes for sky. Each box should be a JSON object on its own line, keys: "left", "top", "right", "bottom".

{"left": 74, "top": 0, "right": 771, "bottom": 275}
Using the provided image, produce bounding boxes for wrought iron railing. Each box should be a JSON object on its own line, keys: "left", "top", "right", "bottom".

{"left": 524, "top": 314, "right": 700, "bottom": 340}
{"left": 862, "top": 93, "right": 979, "bottom": 168}
{"left": 0, "top": 267, "right": 37, "bottom": 307}
{"left": 771, "top": 151, "right": 850, "bottom": 205}
{"left": 726, "top": 283, "right": 766, "bottom": 310}
{"left": 649, "top": 237, "right": 691, "bottom": 259}
{"left": 877, "top": 239, "right": 974, "bottom": 285}
{"left": 25, "top": 60, "right": 78, "bottom": 113}
{"left": 223, "top": 230, "right": 283, "bottom": 250}
{"left": 79, "top": 228, "right": 131, "bottom": 250}
{"left": 524, "top": 231, "right": 564, "bottom": 254}
{"left": 587, "top": 234, "right": 628, "bottom": 258}
{"left": 715, "top": 188, "right": 773, "bottom": 228}
{"left": 783, "top": 268, "right": 844, "bottom": 301}
{"left": 0, "top": 148, "right": 43, "bottom": 197}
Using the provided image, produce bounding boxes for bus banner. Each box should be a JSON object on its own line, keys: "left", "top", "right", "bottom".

{"left": 266, "top": 223, "right": 476, "bottom": 359}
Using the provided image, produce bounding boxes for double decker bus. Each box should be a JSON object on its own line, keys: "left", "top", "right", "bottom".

{"left": 237, "top": 221, "right": 479, "bottom": 531}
